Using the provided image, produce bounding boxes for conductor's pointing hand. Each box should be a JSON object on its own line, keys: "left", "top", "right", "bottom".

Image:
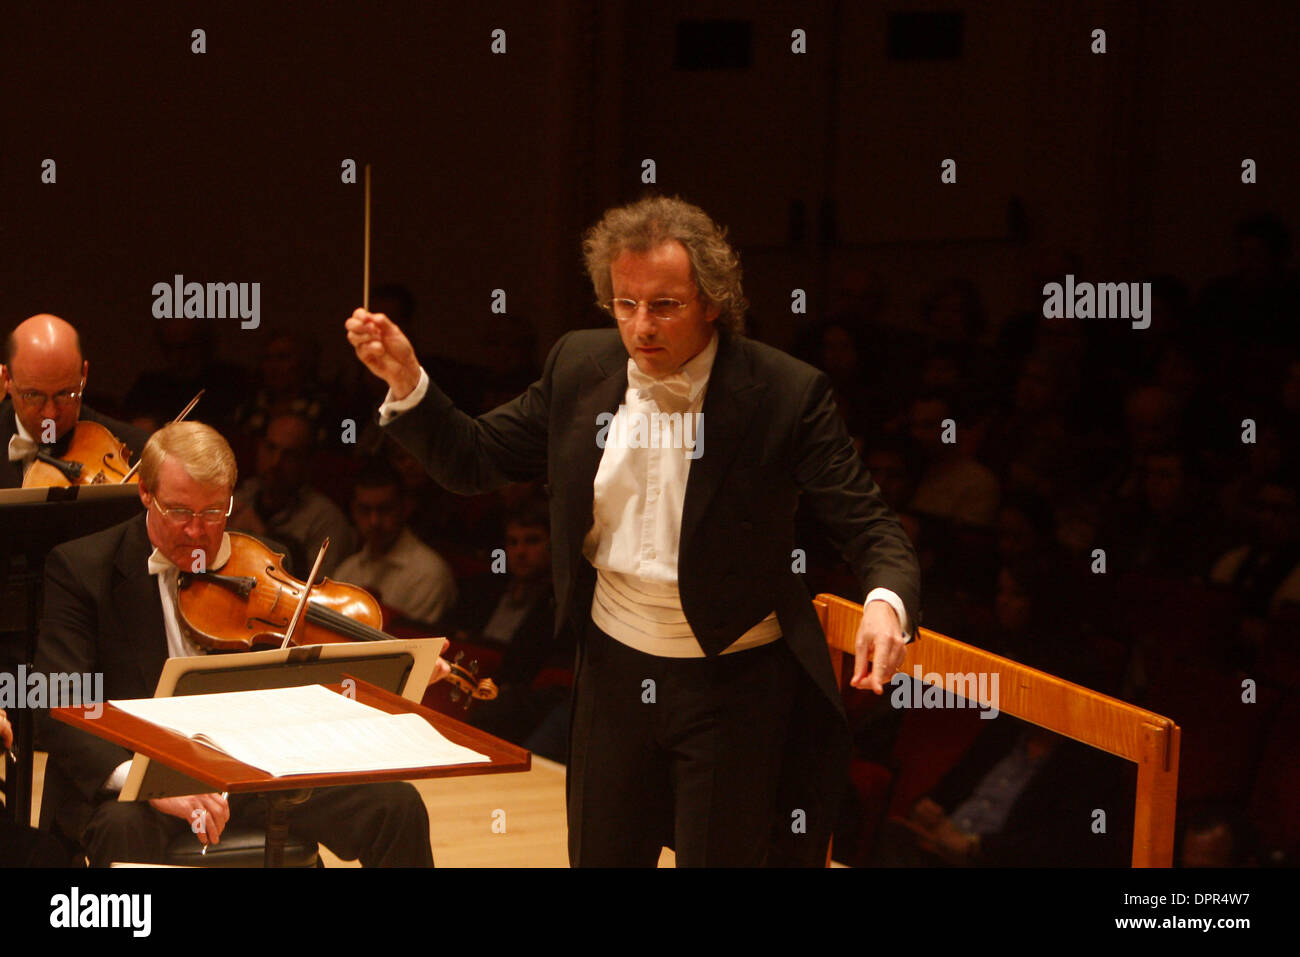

{"left": 850, "top": 599, "right": 908, "bottom": 694}
{"left": 346, "top": 308, "right": 422, "bottom": 401}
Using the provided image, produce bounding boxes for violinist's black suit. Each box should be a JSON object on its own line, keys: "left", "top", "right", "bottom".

{"left": 34, "top": 514, "right": 432, "bottom": 867}
{"left": 0, "top": 399, "right": 151, "bottom": 488}
{"left": 383, "top": 328, "right": 920, "bottom": 865}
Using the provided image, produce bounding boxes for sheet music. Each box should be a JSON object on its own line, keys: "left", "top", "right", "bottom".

{"left": 111, "top": 684, "right": 489, "bottom": 776}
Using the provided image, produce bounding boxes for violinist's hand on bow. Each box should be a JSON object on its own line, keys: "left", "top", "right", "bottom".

{"left": 150, "top": 793, "right": 230, "bottom": 848}
{"left": 850, "top": 599, "right": 907, "bottom": 693}
{"left": 346, "top": 309, "right": 422, "bottom": 401}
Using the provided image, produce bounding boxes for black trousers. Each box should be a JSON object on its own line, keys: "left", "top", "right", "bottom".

{"left": 79, "top": 782, "right": 433, "bottom": 867}
{"left": 567, "top": 619, "right": 798, "bottom": 866}
{"left": 0, "top": 819, "right": 76, "bottom": 866}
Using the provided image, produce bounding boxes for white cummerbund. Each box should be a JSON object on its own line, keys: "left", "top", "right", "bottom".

{"left": 591, "top": 566, "right": 782, "bottom": 658}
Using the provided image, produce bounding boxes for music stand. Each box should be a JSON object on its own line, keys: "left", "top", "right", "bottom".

{"left": 0, "top": 485, "right": 140, "bottom": 826}
{"left": 54, "top": 665, "right": 532, "bottom": 866}
{"left": 119, "top": 637, "right": 444, "bottom": 801}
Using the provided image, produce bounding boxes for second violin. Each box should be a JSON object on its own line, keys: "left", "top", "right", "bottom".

{"left": 22, "top": 420, "right": 138, "bottom": 487}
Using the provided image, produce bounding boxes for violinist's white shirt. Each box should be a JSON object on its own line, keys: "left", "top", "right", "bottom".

{"left": 102, "top": 533, "right": 233, "bottom": 792}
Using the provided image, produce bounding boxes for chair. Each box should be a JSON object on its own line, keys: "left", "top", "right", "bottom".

{"left": 164, "top": 824, "right": 319, "bottom": 868}
{"left": 165, "top": 788, "right": 322, "bottom": 867}
{"left": 815, "top": 592, "right": 1182, "bottom": 867}
{"left": 34, "top": 758, "right": 321, "bottom": 868}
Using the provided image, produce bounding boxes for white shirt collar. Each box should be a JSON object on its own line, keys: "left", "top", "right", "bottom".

{"left": 147, "top": 532, "right": 233, "bottom": 576}
{"left": 13, "top": 414, "right": 34, "bottom": 444}
{"left": 625, "top": 332, "right": 719, "bottom": 406}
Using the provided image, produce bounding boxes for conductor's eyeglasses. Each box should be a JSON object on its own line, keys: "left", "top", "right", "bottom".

{"left": 602, "top": 296, "right": 698, "bottom": 321}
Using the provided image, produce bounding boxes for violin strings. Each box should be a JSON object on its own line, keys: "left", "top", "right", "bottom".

{"left": 306, "top": 602, "right": 387, "bottom": 642}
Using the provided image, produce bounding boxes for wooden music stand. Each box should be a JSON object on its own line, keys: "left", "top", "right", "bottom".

{"left": 118, "top": 636, "right": 447, "bottom": 802}
{"left": 52, "top": 676, "right": 530, "bottom": 866}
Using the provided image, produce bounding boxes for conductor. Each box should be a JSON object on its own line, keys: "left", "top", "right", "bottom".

{"left": 347, "top": 196, "right": 920, "bottom": 866}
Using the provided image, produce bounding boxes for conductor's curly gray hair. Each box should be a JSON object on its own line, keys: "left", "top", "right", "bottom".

{"left": 582, "top": 196, "right": 748, "bottom": 335}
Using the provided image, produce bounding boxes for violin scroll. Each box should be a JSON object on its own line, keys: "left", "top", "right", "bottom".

{"left": 445, "top": 652, "right": 499, "bottom": 710}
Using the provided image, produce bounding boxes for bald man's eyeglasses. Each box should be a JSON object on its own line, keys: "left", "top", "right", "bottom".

{"left": 13, "top": 379, "right": 85, "bottom": 408}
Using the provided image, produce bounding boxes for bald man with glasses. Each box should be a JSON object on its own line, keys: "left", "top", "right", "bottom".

{"left": 1, "top": 314, "right": 150, "bottom": 488}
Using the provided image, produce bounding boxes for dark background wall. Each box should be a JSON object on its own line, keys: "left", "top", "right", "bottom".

{"left": 4, "top": 0, "right": 1296, "bottom": 399}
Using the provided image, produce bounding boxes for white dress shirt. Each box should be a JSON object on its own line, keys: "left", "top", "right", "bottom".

{"left": 103, "top": 533, "right": 232, "bottom": 792}
{"left": 578, "top": 335, "right": 778, "bottom": 655}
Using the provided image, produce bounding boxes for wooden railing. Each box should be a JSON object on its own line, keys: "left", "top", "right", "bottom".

{"left": 815, "top": 593, "right": 1181, "bottom": 867}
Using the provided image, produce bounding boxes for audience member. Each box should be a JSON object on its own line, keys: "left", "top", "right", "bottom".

{"left": 907, "top": 391, "right": 1000, "bottom": 527}
{"left": 229, "top": 411, "right": 357, "bottom": 576}
{"left": 442, "top": 492, "right": 570, "bottom": 762}
{"left": 123, "top": 317, "right": 248, "bottom": 431}
{"left": 334, "top": 459, "right": 458, "bottom": 624}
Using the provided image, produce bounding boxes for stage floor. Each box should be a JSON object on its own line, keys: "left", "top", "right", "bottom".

{"left": 23, "top": 750, "right": 682, "bottom": 867}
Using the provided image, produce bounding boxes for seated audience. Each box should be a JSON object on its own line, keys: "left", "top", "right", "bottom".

{"left": 334, "top": 458, "right": 458, "bottom": 624}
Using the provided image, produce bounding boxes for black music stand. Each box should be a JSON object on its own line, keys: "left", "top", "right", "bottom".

{"left": 0, "top": 485, "right": 141, "bottom": 827}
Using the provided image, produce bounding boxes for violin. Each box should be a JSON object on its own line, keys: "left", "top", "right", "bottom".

{"left": 22, "top": 420, "right": 138, "bottom": 487}
{"left": 175, "top": 533, "right": 499, "bottom": 705}
{"left": 22, "top": 391, "right": 203, "bottom": 489}
{"left": 176, "top": 532, "right": 394, "bottom": 651}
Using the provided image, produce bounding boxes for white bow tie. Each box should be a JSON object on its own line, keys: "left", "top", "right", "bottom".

{"left": 627, "top": 364, "right": 693, "bottom": 411}
{"left": 8, "top": 433, "right": 38, "bottom": 463}
{"left": 149, "top": 535, "right": 231, "bottom": 576}
{"left": 147, "top": 549, "right": 175, "bottom": 577}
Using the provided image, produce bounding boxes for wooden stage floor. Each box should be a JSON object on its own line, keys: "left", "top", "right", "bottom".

{"left": 24, "top": 750, "right": 683, "bottom": 867}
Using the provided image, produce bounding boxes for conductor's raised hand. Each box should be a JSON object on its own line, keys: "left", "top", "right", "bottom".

{"left": 345, "top": 308, "right": 422, "bottom": 400}
{"left": 849, "top": 599, "right": 908, "bottom": 694}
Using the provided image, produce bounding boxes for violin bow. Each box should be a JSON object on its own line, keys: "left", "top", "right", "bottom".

{"left": 120, "top": 389, "right": 204, "bottom": 483}
{"left": 280, "top": 538, "right": 331, "bottom": 650}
